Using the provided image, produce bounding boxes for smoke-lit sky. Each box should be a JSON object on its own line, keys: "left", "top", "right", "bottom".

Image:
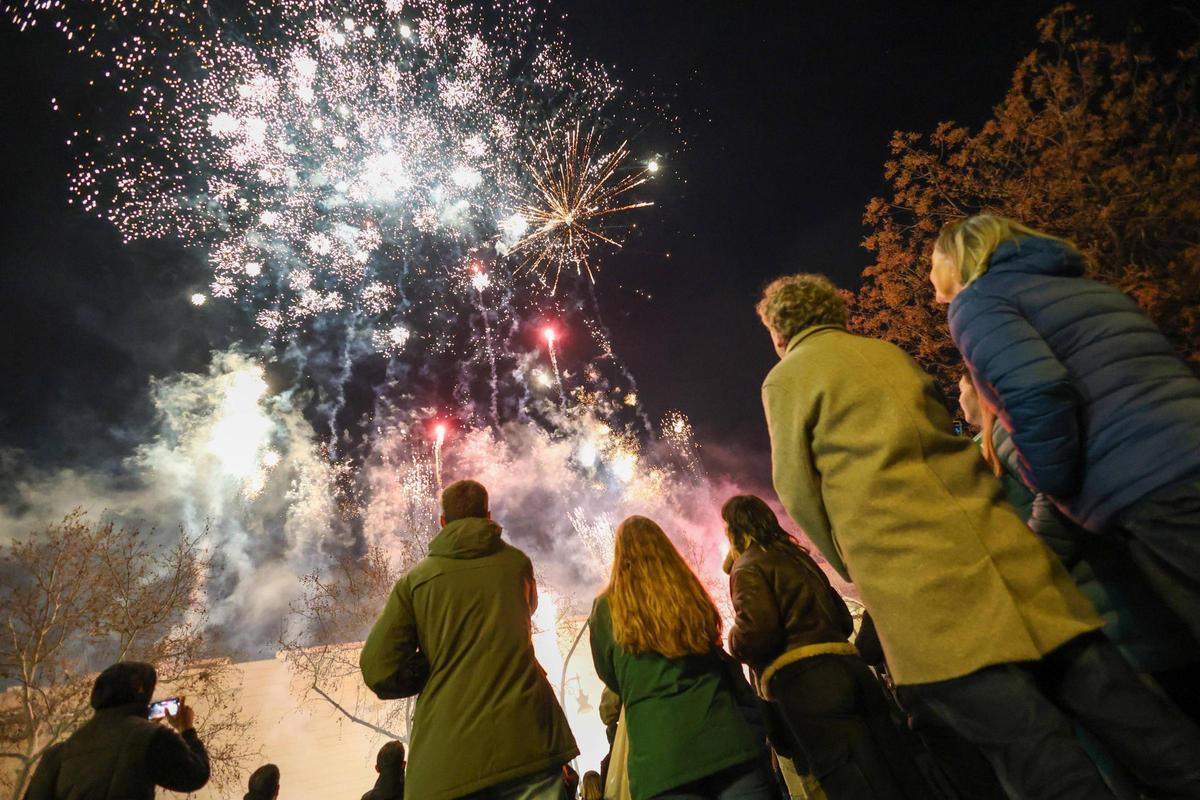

{"left": 0, "top": 0, "right": 1172, "bottom": 486}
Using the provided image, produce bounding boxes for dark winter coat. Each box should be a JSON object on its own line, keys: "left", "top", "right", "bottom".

{"left": 989, "top": 423, "right": 1198, "bottom": 674}
{"left": 588, "top": 595, "right": 766, "bottom": 800}
{"left": 23, "top": 663, "right": 209, "bottom": 800}
{"left": 727, "top": 543, "right": 857, "bottom": 693}
{"left": 360, "top": 518, "right": 578, "bottom": 800}
{"left": 948, "top": 235, "right": 1200, "bottom": 531}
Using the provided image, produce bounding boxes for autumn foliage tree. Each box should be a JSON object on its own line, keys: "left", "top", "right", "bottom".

{"left": 0, "top": 511, "right": 256, "bottom": 800}
{"left": 853, "top": 5, "right": 1200, "bottom": 391}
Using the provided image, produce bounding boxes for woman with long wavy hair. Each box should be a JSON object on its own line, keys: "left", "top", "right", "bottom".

{"left": 722, "top": 495, "right": 928, "bottom": 800}
{"left": 589, "top": 515, "right": 775, "bottom": 800}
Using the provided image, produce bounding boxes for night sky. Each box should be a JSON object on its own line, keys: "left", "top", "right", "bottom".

{"left": 0, "top": 0, "right": 1163, "bottom": 488}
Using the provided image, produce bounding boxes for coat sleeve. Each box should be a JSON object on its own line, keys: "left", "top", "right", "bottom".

{"left": 763, "top": 380, "right": 848, "bottom": 579}
{"left": 951, "top": 291, "right": 1082, "bottom": 497}
{"left": 360, "top": 578, "right": 430, "bottom": 699}
{"left": 588, "top": 599, "right": 619, "bottom": 695}
{"left": 22, "top": 742, "right": 63, "bottom": 800}
{"left": 728, "top": 563, "right": 784, "bottom": 667}
{"left": 148, "top": 727, "right": 210, "bottom": 793}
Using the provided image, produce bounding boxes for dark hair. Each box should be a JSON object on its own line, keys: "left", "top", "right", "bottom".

{"left": 376, "top": 740, "right": 406, "bottom": 769}
{"left": 91, "top": 662, "right": 156, "bottom": 710}
{"left": 441, "top": 479, "right": 489, "bottom": 522}
{"left": 720, "top": 495, "right": 809, "bottom": 559}
{"left": 245, "top": 764, "right": 280, "bottom": 800}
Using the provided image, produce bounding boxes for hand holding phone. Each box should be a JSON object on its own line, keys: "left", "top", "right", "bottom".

{"left": 165, "top": 696, "right": 195, "bottom": 733}
{"left": 148, "top": 697, "right": 180, "bottom": 721}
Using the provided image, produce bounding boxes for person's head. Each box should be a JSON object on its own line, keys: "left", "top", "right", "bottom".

{"left": 930, "top": 214, "right": 1078, "bottom": 303}
{"left": 958, "top": 373, "right": 982, "bottom": 430}
{"left": 375, "top": 740, "right": 406, "bottom": 774}
{"left": 245, "top": 764, "right": 280, "bottom": 800}
{"left": 440, "top": 479, "right": 490, "bottom": 526}
{"left": 720, "top": 494, "right": 808, "bottom": 559}
{"left": 581, "top": 771, "right": 603, "bottom": 800}
{"left": 90, "top": 661, "right": 157, "bottom": 710}
{"left": 756, "top": 273, "right": 848, "bottom": 358}
{"left": 607, "top": 515, "right": 721, "bottom": 659}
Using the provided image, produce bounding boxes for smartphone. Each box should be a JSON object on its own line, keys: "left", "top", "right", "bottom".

{"left": 953, "top": 420, "right": 964, "bottom": 436}
{"left": 148, "top": 697, "right": 180, "bottom": 721}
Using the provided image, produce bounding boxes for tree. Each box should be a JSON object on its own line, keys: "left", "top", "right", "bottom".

{"left": 278, "top": 545, "right": 411, "bottom": 742}
{"left": 853, "top": 5, "right": 1200, "bottom": 392}
{"left": 0, "top": 511, "right": 256, "bottom": 800}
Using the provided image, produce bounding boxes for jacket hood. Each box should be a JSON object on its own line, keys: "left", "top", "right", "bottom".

{"left": 987, "top": 235, "right": 1084, "bottom": 279}
{"left": 91, "top": 661, "right": 156, "bottom": 710}
{"left": 427, "top": 517, "right": 504, "bottom": 559}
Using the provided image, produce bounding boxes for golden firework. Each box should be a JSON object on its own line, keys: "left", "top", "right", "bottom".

{"left": 510, "top": 123, "right": 654, "bottom": 292}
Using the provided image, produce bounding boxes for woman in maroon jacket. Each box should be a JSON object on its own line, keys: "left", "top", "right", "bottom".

{"left": 722, "top": 495, "right": 926, "bottom": 800}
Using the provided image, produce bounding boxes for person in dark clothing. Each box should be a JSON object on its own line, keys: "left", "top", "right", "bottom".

{"left": 960, "top": 372, "right": 1200, "bottom": 721}
{"left": 855, "top": 615, "right": 1006, "bottom": 800}
{"left": 245, "top": 764, "right": 280, "bottom": 800}
{"left": 721, "top": 495, "right": 927, "bottom": 800}
{"left": 23, "top": 661, "right": 210, "bottom": 800}
{"left": 934, "top": 214, "right": 1200, "bottom": 644}
{"left": 361, "top": 741, "right": 405, "bottom": 800}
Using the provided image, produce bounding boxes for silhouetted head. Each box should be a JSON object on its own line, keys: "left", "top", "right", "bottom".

{"left": 440, "top": 479, "right": 489, "bottom": 523}
{"left": 90, "top": 662, "right": 156, "bottom": 710}
{"left": 245, "top": 764, "right": 280, "bottom": 800}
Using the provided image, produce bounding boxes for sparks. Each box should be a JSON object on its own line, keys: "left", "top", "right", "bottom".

{"left": 509, "top": 124, "right": 654, "bottom": 293}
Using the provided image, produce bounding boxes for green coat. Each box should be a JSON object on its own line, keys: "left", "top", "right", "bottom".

{"left": 763, "top": 325, "right": 1102, "bottom": 686}
{"left": 361, "top": 518, "right": 578, "bottom": 800}
{"left": 589, "top": 595, "right": 765, "bottom": 799}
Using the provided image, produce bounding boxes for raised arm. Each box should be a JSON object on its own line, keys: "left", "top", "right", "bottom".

{"left": 951, "top": 292, "right": 1082, "bottom": 496}
{"left": 763, "top": 380, "right": 848, "bottom": 579}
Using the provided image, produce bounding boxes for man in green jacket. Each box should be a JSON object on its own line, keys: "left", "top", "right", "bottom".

{"left": 361, "top": 479, "right": 578, "bottom": 800}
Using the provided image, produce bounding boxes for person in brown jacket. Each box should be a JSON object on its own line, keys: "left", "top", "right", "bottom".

{"left": 723, "top": 495, "right": 927, "bottom": 800}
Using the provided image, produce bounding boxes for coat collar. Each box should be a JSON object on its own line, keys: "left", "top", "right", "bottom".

{"left": 785, "top": 324, "right": 846, "bottom": 354}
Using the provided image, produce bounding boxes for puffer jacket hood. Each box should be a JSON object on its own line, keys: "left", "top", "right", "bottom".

{"left": 986, "top": 235, "right": 1085, "bottom": 279}
{"left": 91, "top": 661, "right": 157, "bottom": 710}
{"left": 427, "top": 517, "right": 503, "bottom": 559}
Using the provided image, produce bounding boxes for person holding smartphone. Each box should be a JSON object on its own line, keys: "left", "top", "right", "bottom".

{"left": 23, "top": 661, "right": 210, "bottom": 799}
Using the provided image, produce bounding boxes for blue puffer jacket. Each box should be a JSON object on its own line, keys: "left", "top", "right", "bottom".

{"left": 948, "top": 236, "right": 1200, "bottom": 531}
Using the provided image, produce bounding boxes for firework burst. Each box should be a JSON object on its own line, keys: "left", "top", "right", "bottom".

{"left": 509, "top": 123, "right": 654, "bottom": 293}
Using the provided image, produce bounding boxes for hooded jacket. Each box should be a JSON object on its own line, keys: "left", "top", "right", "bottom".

{"left": 762, "top": 325, "right": 1102, "bottom": 685}
{"left": 23, "top": 662, "right": 210, "bottom": 800}
{"left": 949, "top": 236, "right": 1200, "bottom": 531}
{"left": 360, "top": 517, "right": 578, "bottom": 800}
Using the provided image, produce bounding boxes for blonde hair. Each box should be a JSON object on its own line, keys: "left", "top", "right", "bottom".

{"left": 607, "top": 515, "right": 721, "bottom": 659}
{"left": 756, "top": 273, "right": 848, "bottom": 343}
{"left": 963, "top": 370, "right": 1005, "bottom": 478}
{"left": 935, "top": 214, "right": 1078, "bottom": 287}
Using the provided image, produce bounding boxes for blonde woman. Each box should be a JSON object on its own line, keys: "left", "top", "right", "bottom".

{"left": 589, "top": 516, "right": 774, "bottom": 800}
{"left": 933, "top": 214, "right": 1200, "bottom": 647}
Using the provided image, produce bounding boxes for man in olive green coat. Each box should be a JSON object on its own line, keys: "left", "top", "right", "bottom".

{"left": 361, "top": 480, "right": 578, "bottom": 800}
{"left": 756, "top": 274, "right": 1200, "bottom": 799}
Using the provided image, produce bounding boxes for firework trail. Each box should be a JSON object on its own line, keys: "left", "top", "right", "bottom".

{"left": 542, "top": 326, "right": 566, "bottom": 408}
{"left": 433, "top": 422, "right": 446, "bottom": 491}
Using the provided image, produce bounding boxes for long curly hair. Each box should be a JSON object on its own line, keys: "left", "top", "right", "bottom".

{"left": 607, "top": 515, "right": 721, "bottom": 659}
